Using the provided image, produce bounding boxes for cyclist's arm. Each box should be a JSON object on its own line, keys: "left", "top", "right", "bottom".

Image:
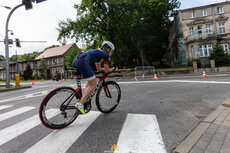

{"left": 95, "top": 63, "right": 103, "bottom": 72}
{"left": 95, "top": 62, "right": 113, "bottom": 73}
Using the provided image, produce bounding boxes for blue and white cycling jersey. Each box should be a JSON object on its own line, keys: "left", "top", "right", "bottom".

{"left": 72, "top": 49, "right": 110, "bottom": 80}
{"left": 84, "top": 49, "right": 110, "bottom": 65}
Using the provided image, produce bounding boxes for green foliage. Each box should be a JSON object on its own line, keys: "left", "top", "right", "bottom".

{"left": 64, "top": 45, "right": 81, "bottom": 70}
{"left": 193, "top": 59, "right": 202, "bottom": 68}
{"left": 10, "top": 51, "right": 42, "bottom": 62}
{"left": 0, "top": 55, "right": 5, "bottom": 61}
{"left": 209, "top": 44, "right": 230, "bottom": 67}
{"left": 22, "top": 64, "right": 33, "bottom": 80}
{"left": 32, "top": 71, "right": 39, "bottom": 80}
{"left": 37, "top": 58, "right": 48, "bottom": 79}
{"left": 57, "top": 0, "right": 180, "bottom": 67}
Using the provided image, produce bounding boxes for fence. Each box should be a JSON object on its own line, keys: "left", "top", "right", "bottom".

{"left": 135, "top": 66, "right": 155, "bottom": 80}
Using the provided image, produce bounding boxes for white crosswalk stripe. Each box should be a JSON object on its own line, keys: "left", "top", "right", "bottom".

{"left": 24, "top": 111, "right": 101, "bottom": 153}
{"left": 0, "top": 106, "right": 166, "bottom": 153}
{"left": 115, "top": 114, "right": 166, "bottom": 153}
{"left": 0, "top": 109, "right": 59, "bottom": 146}
{"left": 0, "top": 105, "right": 11, "bottom": 111}
{"left": 0, "top": 107, "right": 35, "bottom": 122}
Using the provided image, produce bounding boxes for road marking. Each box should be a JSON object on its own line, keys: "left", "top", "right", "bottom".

{"left": 0, "top": 86, "right": 85, "bottom": 103}
{"left": 0, "top": 109, "right": 58, "bottom": 146}
{"left": 118, "top": 80, "right": 230, "bottom": 85}
{"left": 0, "top": 105, "right": 11, "bottom": 111}
{"left": 24, "top": 111, "right": 101, "bottom": 153}
{"left": 0, "top": 106, "right": 35, "bottom": 122}
{"left": 0, "top": 90, "right": 50, "bottom": 103}
{"left": 115, "top": 114, "right": 166, "bottom": 153}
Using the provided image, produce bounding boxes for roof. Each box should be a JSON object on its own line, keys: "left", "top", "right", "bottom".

{"left": 180, "top": 1, "right": 230, "bottom": 12}
{"left": 35, "top": 43, "right": 76, "bottom": 60}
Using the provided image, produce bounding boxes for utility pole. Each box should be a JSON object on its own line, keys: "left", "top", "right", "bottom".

{"left": 4, "top": 3, "right": 24, "bottom": 87}
{"left": 4, "top": 0, "right": 47, "bottom": 87}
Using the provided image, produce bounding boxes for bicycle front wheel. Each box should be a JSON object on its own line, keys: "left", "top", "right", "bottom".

{"left": 39, "top": 87, "right": 80, "bottom": 129}
{"left": 96, "top": 81, "right": 121, "bottom": 113}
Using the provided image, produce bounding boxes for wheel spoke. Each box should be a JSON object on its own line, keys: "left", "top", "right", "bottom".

{"left": 39, "top": 87, "right": 79, "bottom": 129}
{"left": 96, "top": 81, "right": 121, "bottom": 113}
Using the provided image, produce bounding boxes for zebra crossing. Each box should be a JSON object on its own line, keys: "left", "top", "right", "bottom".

{"left": 0, "top": 105, "right": 167, "bottom": 153}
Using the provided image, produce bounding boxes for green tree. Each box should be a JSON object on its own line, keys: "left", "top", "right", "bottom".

{"left": 22, "top": 64, "right": 33, "bottom": 80}
{"left": 37, "top": 57, "right": 48, "bottom": 79}
{"left": 209, "top": 44, "right": 230, "bottom": 67}
{"left": 32, "top": 71, "right": 39, "bottom": 80}
{"left": 10, "top": 51, "right": 43, "bottom": 62}
{"left": 0, "top": 55, "right": 5, "bottom": 61}
{"left": 65, "top": 45, "right": 81, "bottom": 70}
{"left": 57, "top": 0, "right": 180, "bottom": 67}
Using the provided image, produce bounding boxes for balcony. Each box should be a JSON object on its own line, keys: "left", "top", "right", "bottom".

{"left": 186, "top": 31, "right": 217, "bottom": 43}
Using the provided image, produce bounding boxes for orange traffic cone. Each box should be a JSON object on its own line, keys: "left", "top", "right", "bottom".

{"left": 142, "top": 74, "right": 145, "bottom": 78}
{"left": 32, "top": 80, "right": 34, "bottom": 85}
{"left": 202, "top": 70, "right": 207, "bottom": 77}
{"left": 154, "top": 73, "right": 158, "bottom": 80}
{"left": 62, "top": 78, "right": 64, "bottom": 82}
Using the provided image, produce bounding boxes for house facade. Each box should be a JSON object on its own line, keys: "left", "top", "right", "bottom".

{"left": 35, "top": 43, "right": 78, "bottom": 78}
{"left": 0, "top": 43, "right": 79, "bottom": 80}
{"left": 170, "top": 1, "right": 230, "bottom": 66}
{"left": 1, "top": 59, "right": 38, "bottom": 80}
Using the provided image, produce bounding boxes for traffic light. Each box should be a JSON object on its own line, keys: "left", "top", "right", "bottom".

{"left": 15, "top": 38, "right": 21, "bottom": 48}
{"left": 22, "top": 0, "right": 33, "bottom": 10}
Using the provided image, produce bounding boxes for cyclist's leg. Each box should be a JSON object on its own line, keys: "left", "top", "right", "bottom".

{"left": 76, "top": 78, "right": 96, "bottom": 114}
{"left": 75, "top": 56, "right": 97, "bottom": 113}
{"left": 79, "top": 78, "right": 97, "bottom": 104}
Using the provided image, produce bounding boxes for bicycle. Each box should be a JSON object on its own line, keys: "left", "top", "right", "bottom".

{"left": 39, "top": 68, "right": 121, "bottom": 129}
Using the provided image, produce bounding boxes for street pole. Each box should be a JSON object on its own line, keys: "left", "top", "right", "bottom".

{"left": 4, "top": 3, "right": 24, "bottom": 87}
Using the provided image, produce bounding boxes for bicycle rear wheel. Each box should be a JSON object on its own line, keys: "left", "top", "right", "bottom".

{"left": 96, "top": 81, "right": 121, "bottom": 113}
{"left": 39, "top": 87, "right": 80, "bottom": 129}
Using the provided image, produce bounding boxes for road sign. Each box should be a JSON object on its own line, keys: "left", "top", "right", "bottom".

{"left": 36, "top": 0, "right": 47, "bottom": 3}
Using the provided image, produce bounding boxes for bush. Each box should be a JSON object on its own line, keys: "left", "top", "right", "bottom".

{"left": 22, "top": 64, "right": 33, "bottom": 80}
{"left": 209, "top": 44, "right": 230, "bottom": 67}
{"left": 32, "top": 71, "right": 39, "bottom": 80}
{"left": 193, "top": 59, "right": 202, "bottom": 68}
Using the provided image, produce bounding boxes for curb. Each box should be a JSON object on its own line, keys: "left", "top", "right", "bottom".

{"left": 173, "top": 98, "right": 230, "bottom": 153}
{"left": 0, "top": 86, "right": 32, "bottom": 93}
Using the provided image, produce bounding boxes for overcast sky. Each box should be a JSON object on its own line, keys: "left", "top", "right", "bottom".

{"left": 0, "top": 0, "right": 226, "bottom": 57}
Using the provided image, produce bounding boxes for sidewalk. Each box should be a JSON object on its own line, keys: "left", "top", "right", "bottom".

{"left": 174, "top": 99, "right": 230, "bottom": 153}
{"left": 0, "top": 82, "right": 31, "bottom": 92}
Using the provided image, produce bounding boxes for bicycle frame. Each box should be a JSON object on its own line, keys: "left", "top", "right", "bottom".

{"left": 61, "top": 73, "right": 110, "bottom": 110}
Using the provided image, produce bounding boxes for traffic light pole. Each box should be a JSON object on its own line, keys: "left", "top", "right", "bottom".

{"left": 4, "top": 3, "right": 24, "bottom": 87}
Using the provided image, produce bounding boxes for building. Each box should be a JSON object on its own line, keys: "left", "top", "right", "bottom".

{"left": 0, "top": 43, "right": 79, "bottom": 80}
{"left": 170, "top": 1, "right": 230, "bottom": 66}
{"left": 35, "top": 43, "right": 78, "bottom": 78}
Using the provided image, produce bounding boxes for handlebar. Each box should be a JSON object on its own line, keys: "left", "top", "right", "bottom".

{"left": 95, "top": 67, "right": 117, "bottom": 76}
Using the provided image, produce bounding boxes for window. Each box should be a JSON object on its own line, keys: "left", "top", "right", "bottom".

{"left": 197, "top": 25, "right": 202, "bottom": 38}
{"left": 190, "top": 11, "right": 196, "bottom": 18}
{"left": 47, "top": 60, "right": 50, "bottom": 65}
{"left": 219, "top": 22, "right": 226, "bottom": 34}
{"left": 221, "top": 44, "right": 229, "bottom": 54}
{"left": 189, "top": 27, "right": 195, "bottom": 36}
{"left": 52, "top": 68, "right": 56, "bottom": 74}
{"left": 206, "top": 25, "right": 212, "bottom": 33}
{"left": 57, "top": 57, "right": 60, "bottom": 64}
{"left": 201, "top": 10, "right": 207, "bottom": 16}
{"left": 217, "top": 7, "right": 224, "bottom": 14}
{"left": 52, "top": 59, "right": 55, "bottom": 64}
{"left": 199, "top": 44, "right": 213, "bottom": 57}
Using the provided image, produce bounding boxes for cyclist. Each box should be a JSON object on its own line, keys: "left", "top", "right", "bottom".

{"left": 72, "top": 41, "right": 115, "bottom": 114}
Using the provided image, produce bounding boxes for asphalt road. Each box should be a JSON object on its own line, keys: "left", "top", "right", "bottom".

{"left": 1, "top": 74, "right": 230, "bottom": 153}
